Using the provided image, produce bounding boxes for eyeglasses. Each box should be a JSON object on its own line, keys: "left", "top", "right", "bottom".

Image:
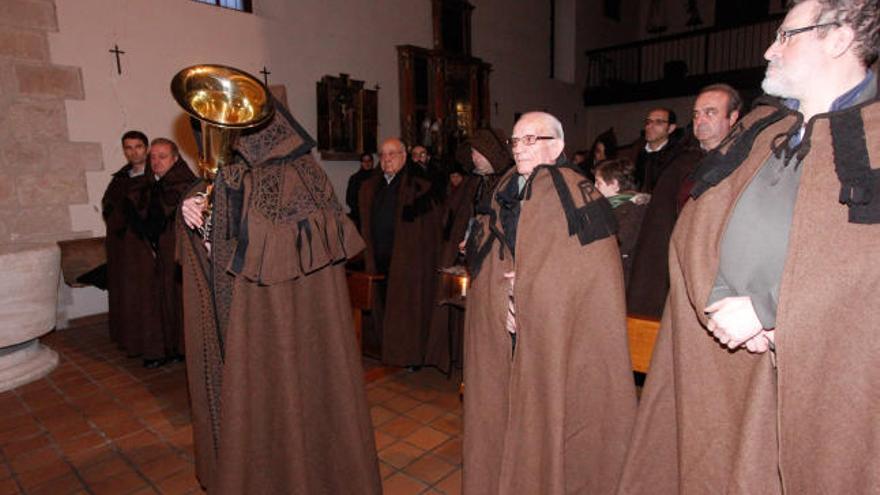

{"left": 506, "top": 135, "right": 555, "bottom": 147}
{"left": 774, "top": 22, "right": 839, "bottom": 45}
{"left": 644, "top": 118, "right": 669, "bottom": 126}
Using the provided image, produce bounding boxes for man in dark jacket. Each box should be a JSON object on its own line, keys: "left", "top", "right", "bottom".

{"left": 626, "top": 83, "right": 741, "bottom": 318}
{"left": 345, "top": 152, "right": 376, "bottom": 231}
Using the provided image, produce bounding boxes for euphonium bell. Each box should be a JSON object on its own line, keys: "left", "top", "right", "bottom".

{"left": 170, "top": 64, "right": 274, "bottom": 240}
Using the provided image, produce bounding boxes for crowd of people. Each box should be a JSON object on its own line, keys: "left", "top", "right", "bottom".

{"left": 99, "top": 0, "right": 879, "bottom": 492}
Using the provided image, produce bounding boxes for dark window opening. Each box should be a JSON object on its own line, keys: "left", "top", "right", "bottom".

{"left": 604, "top": 0, "right": 621, "bottom": 21}
{"left": 715, "top": 0, "right": 769, "bottom": 27}
{"left": 191, "top": 0, "right": 252, "bottom": 13}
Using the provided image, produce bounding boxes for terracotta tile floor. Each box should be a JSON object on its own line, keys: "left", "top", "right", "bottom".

{"left": 0, "top": 319, "right": 463, "bottom": 495}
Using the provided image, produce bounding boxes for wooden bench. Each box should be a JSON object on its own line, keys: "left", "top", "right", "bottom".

{"left": 346, "top": 271, "right": 384, "bottom": 350}
{"left": 57, "top": 236, "right": 106, "bottom": 288}
{"left": 626, "top": 315, "right": 660, "bottom": 374}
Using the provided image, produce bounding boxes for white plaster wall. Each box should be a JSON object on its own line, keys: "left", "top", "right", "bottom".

{"left": 46, "top": 0, "right": 428, "bottom": 320}
{"left": 471, "top": 0, "right": 591, "bottom": 151}
{"left": 50, "top": 0, "right": 432, "bottom": 225}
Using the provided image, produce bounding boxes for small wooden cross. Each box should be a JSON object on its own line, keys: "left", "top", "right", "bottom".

{"left": 109, "top": 44, "right": 125, "bottom": 75}
{"left": 260, "top": 66, "right": 271, "bottom": 85}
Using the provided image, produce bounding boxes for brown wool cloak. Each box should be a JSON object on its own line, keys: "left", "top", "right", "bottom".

{"left": 424, "top": 175, "right": 480, "bottom": 372}
{"left": 617, "top": 99, "right": 880, "bottom": 494}
{"left": 128, "top": 159, "right": 197, "bottom": 358}
{"left": 101, "top": 165, "right": 159, "bottom": 356}
{"left": 463, "top": 164, "right": 637, "bottom": 494}
{"left": 626, "top": 145, "right": 704, "bottom": 318}
{"left": 177, "top": 100, "right": 380, "bottom": 495}
{"left": 358, "top": 164, "right": 443, "bottom": 366}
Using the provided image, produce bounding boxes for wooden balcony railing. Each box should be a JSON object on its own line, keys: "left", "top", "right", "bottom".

{"left": 584, "top": 14, "right": 784, "bottom": 105}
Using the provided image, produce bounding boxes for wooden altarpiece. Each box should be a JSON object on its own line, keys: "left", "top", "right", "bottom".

{"left": 397, "top": 0, "right": 492, "bottom": 160}
{"left": 316, "top": 73, "right": 378, "bottom": 161}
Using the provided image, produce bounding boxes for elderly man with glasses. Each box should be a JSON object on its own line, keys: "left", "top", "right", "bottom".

{"left": 357, "top": 137, "right": 444, "bottom": 367}
{"left": 463, "top": 111, "right": 637, "bottom": 494}
{"left": 618, "top": 0, "right": 880, "bottom": 493}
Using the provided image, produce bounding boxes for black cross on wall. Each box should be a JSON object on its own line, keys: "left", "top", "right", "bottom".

{"left": 109, "top": 44, "right": 125, "bottom": 75}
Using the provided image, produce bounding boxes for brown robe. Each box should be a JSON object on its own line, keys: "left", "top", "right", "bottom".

{"left": 617, "top": 99, "right": 880, "bottom": 494}
{"left": 626, "top": 144, "right": 704, "bottom": 317}
{"left": 128, "top": 159, "right": 196, "bottom": 358}
{"left": 424, "top": 175, "right": 480, "bottom": 372}
{"left": 101, "top": 164, "right": 158, "bottom": 356}
{"left": 358, "top": 164, "right": 443, "bottom": 366}
{"left": 178, "top": 100, "right": 380, "bottom": 494}
{"left": 464, "top": 163, "right": 637, "bottom": 494}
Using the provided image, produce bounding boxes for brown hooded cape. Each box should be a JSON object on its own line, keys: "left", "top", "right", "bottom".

{"left": 463, "top": 162, "right": 637, "bottom": 494}
{"left": 617, "top": 98, "right": 880, "bottom": 494}
{"left": 358, "top": 163, "right": 443, "bottom": 366}
{"left": 101, "top": 164, "right": 159, "bottom": 356}
{"left": 128, "top": 158, "right": 196, "bottom": 359}
{"left": 177, "top": 100, "right": 380, "bottom": 494}
{"left": 626, "top": 143, "right": 705, "bottom": 318}
{"left": 423, "top": 175, "right": 480, "bottom": 372}
{"left": 424, "top": 128, "right": 513, "bottom": 372}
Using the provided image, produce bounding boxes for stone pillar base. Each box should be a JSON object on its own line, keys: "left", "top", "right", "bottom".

{"left": 0, "top": 339, "right": 59, "bottom": 393}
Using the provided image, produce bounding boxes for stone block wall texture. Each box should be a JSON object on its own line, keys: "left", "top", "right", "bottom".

{"left": 0, "top": 0, "right": 98, "bottom": 244}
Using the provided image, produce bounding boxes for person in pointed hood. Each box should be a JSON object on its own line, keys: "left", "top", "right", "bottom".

{"left": 179, "top": 96, "right": 380, "bottom": 495}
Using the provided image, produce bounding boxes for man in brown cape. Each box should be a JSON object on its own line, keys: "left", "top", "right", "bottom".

{"left": 618, "top": 1, "right": 880, "bottom": 492}
{"left": 358, "top": 137, "right": 443, "bottom": 367}
{"left": 127, "top": 138, "right": 196, "bottom": 367}
{"left": 424, "top": 128, "right": 511, "bottom": 373}
{"left": 463, "top": 112, "right": 637, "bottom": 494}
{"left": 179, "top": 98, "right": 380, "bottom": 494}
{"left": 626, "top": 84, "right": 741, "bottom": 318}
{"left": 101, "top": 130, "right": 158, "bottom": 359}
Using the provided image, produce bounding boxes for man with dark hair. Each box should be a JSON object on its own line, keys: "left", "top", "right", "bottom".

{"left": 618, "top": 0, "right": 879, "bottom": 492}
{"left": 627, "top": 83, "right": 741, "bottom": 318}
{"left": 631, "top": 107, "right": 679, "bottom": 192}
{"left": 101, "top": 130, "right": 156, "bottom": 359}
{"left": 127, "top": 138, "right": 196, "bottom": 367}
{"left": 700, "top": 82, "right": 744, "bottom": 119}
{"left": 412, "top": 143, "right": 448, "bottom": 194}
{"left": 345, "top": 152, "right": 376, "bottom": 231}
{"left": 464, "top": 112, "right": 636, "bottom": 494}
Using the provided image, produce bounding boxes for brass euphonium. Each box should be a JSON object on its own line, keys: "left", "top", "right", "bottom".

{"left": 170, "top": 64, "right": 275, "bottom": 240}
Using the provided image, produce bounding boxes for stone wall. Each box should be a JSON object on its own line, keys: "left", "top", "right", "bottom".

{"left": 0, "top": 0, "right": 99, "bottom": 245}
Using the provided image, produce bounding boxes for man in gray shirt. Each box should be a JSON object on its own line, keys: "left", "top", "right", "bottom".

{"left": 705, "top": 0, "right": 877, "bottom": 352}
